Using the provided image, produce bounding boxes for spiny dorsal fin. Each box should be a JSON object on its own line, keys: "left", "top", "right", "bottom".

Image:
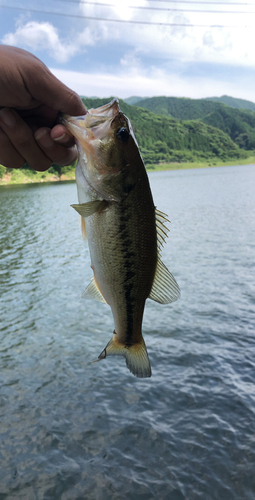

{"left": 149, "top": 257, "right": 180, "bottom": 304}
{"left": 71, "top": 200, "right": 105, "bottom": 218}
{"left": 82, "top": 276, "right": 107, "bottom": 303}
{"left": 95, "top": 336, "right": 151, "bottom": 378}
{"left": 155, "top": 208, "right": 170, "bottom": 254}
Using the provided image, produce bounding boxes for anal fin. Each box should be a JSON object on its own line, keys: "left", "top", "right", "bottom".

{"left": 83, "top": 276, "right": 107, "bottom": 303}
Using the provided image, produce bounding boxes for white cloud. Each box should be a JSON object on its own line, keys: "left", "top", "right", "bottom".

{"left": 2, "top": 0, "right": 255, "bottom": 106}
{"left": 120, "top": 52, "right": 142, "bottom": 71}
{"left": 50, "top": 65, "right": 255, "bottom": 102}
{"left": 3, "top": 1, "right": 255, "bottom": 68}
{"left": 77, "top": 0, "right": 255, "bottom": 67}
{"left": 94, "top": 0, "right": 148, "bottom": 21}
{"left": 111, "top": 22, "right": 255, "bottom": 68}
{"left": 2, "top": 20, "right": 99, "bottom": 63}
{"left": 79, "top": 0, "right": 148, "bottom": 22}
{"left": 2, "top": 21, "right": 80, "bottom": 63}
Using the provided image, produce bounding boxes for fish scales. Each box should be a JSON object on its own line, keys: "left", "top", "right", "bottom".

{"left": 86, "top": 174, "right": 157, "bottom": 348}
{"left": 62, "top": 99, "right": 180, "bottom": 378}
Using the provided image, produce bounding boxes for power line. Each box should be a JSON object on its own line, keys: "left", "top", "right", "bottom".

{"left": 0, "top": 4, "right": 253, "bottom": 27}
{"left": 53, "top": 0, "right": 255, "bottom": 14}
{"left": 138, "top": 0, "right": 255, "bottom": 3}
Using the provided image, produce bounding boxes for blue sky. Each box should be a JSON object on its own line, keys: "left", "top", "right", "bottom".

{"left": 1, "top": 0, "right": 255, "bottom": 101}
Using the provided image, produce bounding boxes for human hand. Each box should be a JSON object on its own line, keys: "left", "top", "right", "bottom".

{"left": 0, "top": 45, "right": 87, "bottom": 171}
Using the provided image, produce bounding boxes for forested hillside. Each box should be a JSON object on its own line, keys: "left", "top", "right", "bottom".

{"left": 135, "top": 96, "right": 255, "bottom": 150}
{"left": 135, "top": 96, "right": 217, "bottom": 120}
{"left": 1, "top": 96, "right": 248, "bottom": 182}
{"left": 123, "top": 96, "right": 145, "bottom": 105}
{"left": 126, "top": 94, "right": 255, "bottom": 111}
{"left": 205, "top": 95, "right": 255, "bottom": 111}
{"left": 81, "top": 97, "right": 245, "bottom": 165}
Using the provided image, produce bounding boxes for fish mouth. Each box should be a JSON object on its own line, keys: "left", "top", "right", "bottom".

{"left": 60, "top": 98, "right": 131, "bottom": 170}
{"left": 60, "top": 99, "right": 129, "bottom": 200}
{"left": 60, "top": 98, "right": 121, "bottom": 143}
{"left": 88, "top": 98, "right": 120, "bottom": 118}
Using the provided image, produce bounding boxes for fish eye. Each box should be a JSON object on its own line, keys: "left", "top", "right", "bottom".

{"left": 116, "top": 127, "right": 130, "bottom": 143}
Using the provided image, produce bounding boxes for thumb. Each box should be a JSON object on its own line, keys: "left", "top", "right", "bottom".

{"left": 25, "top": 63, "right": 87, "bottom": 116}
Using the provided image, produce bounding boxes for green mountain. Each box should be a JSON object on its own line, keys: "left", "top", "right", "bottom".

{"left": 134, "top": 96, "right": 218, "bottom": 119}
{"left": 204, "top": 95, "right": 255, "bottom": 111}
{"left": 123, "top": 96, "right": 147, "bottom": 105}
{"left": 135, "top": 96, "right": 255, "bottom": 150}
{"left": 1, "top": 95, "right": 250, "bottom": 183}
{"left": 81, "top": 97, "right": 245, "bottom": 165}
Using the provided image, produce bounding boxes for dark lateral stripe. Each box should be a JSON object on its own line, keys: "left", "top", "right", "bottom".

{"left": 119, "top": 204, "right": 136, "bottom": 344}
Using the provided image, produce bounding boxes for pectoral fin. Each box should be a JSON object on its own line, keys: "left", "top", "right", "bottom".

{"left": 71, "top": 200, "right": 105, "bottom": 218}
{"left": 82, "top": 276, "right": 107, "bottom": 303}
{"left": 149, "top": 258, "right": 180, "bottom": 304}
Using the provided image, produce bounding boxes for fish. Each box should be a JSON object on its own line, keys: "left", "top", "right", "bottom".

{"left": 61, "top": 99, "right": 180, "bottom": 378}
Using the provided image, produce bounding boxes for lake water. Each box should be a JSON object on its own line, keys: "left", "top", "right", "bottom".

{"left": 0, "top": 164, "right": 255, "bottom": 500}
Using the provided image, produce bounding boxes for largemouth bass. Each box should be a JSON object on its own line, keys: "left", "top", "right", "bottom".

{"left": 62, "top": 99, "right": 180, "bottom": 378}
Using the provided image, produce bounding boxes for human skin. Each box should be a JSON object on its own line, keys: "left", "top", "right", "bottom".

{"left": 0, "top": 45, "right": 87, "bottom": 171}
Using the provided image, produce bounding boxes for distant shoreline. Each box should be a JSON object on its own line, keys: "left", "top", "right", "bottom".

{"left": 1, "top": 156, "right": 255, "bottom": 186}
{"left": 146, "top": 156, "right": 255, "bottom": 172}
{"left": 0, "top": 171, "right": 76, "bottom": 186}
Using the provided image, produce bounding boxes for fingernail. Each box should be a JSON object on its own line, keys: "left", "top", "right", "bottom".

{"left": 35, "top": 129, "right": 54, "bottom": 149}
{"left": 53, "top": 133, "right": 68, "bottom": 142}
{"left": 0, "top": 108, "right": 16, "bottom": 127}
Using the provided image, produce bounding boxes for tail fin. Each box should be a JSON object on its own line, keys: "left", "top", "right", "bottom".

{"left": 95, "top": 336, "right": 151, "bottom": 378}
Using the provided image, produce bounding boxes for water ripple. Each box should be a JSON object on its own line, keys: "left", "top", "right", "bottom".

{"left": 1, "top": 167, "right": 255, "bottom": 499}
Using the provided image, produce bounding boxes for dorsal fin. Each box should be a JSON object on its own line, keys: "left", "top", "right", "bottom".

{"left": 155, "top": 208, "right": 170, "bottom": 254}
